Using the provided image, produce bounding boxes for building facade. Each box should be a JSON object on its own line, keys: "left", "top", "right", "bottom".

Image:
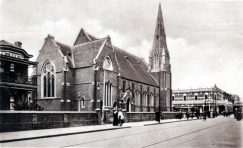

{"left": 172, "top": 85, "right": 234, "bottom": 113}
{"left": 0, "top": 40, "right": 37, "bottom": 110}
{"left": 35, "top": 4, "right": 172, "bottom": 116}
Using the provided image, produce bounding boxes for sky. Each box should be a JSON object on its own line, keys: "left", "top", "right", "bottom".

{"left": 0, "top": 0, "right": 243, "bottom": 100}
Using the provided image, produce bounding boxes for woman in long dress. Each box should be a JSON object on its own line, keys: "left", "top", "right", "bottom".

{"left": 113, "top": 110, "right": 118, "bottom": 126}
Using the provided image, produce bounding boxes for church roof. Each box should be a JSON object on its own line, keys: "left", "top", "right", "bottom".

{"left": 74, "top": 28, "right": 99, "bottom": 45}
{"left": 56, "top": 41, "right": 72, "bottom": 55}
{"left": 72, "top": 39, "right": 105, "bottom": 68}
{"left": 54, "top": 41, "right": 74, "bottom": 68}
{"left": 73, "top": 28, "right": 158, "bottom": 86}
{"left": 114, "top": 46, "right": 158, "bottom": 86}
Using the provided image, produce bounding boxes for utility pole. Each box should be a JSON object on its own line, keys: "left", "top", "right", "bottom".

{"left": 159, "top": 73, "right": 161, "bottom": 123}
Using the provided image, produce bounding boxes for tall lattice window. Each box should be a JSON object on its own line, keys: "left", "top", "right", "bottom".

{"left": 104, "top": 81, "right": 112, "bottom": 107}
{"left": 42, "top": 60, "right": 55, "bottom": 97}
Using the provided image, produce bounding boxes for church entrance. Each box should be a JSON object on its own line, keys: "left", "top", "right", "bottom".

{"left": 121, "top": 90, "right": 134, "bottom": 112}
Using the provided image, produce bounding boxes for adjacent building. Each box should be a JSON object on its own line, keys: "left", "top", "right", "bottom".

{"left": 172, "top": 85, "right": 234, "bottom": 113}
{"left": 35, "top": 4, "right": 172, "bottom": 116}
{"left": 0, "top": 40, "right": 37, "bottom": 110}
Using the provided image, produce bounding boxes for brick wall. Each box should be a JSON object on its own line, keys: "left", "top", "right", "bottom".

{"left": 126, "top": 112, "right": 156, "bottom": 122}
{"left": 0, "top": 111, "right": 98, "bottom": 132}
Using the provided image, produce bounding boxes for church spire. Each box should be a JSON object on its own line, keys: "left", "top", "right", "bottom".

{"left": 151, "top": 3, "right": 168, "bottom": 57}
{"left": 149, "top": 3, "right": 170, "bottom": 73}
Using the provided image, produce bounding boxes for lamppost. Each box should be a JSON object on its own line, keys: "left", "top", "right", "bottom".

{"left": 213, "top": 84, "right": 217, "bottom": 118}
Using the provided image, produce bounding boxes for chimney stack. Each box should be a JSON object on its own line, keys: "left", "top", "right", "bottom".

{"left": 14, "top": 41, "right": 22, "bottom": 48}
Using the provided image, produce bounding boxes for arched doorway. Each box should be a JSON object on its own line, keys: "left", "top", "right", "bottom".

{"left": 121, "top": 90, "right": 134, "bottom": 112}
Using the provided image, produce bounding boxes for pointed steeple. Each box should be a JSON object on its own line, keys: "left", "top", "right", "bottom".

{"left": 151, "top": 3, "right": 169, "bottom": 57}
{"left": 149, "top": 3, "right": 171, "bottom": 73}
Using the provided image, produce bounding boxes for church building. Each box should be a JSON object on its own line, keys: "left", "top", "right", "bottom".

{"left": 35, "top": 4, "right": 172, "bottom": 115}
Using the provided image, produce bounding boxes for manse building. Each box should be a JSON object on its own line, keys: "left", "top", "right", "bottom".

{"left": 0, "top": 40, "right": 37, "bottom": 110}
{"left": 35, "top": 4, "right": 172, "bottom": 117}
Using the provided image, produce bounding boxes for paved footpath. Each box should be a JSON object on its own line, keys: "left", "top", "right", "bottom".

{"left": 0, "top": 117, "right": 202, "bottom": 143}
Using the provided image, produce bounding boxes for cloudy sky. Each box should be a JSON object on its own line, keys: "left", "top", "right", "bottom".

{"left": 1, "top": 0, "right": 243, "bottom": 100}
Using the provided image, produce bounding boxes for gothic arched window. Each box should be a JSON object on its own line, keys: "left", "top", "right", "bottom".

{"left": 104, "top": 81, "right": 112, "bottom": 107}
{"left": 42, "top": 60, "right": 56, "bottom": 97}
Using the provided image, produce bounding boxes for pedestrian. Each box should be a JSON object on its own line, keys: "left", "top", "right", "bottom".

{"left": 118, "top": 108, "right": 124, "bottom": 126}
{"left": 113, "top": 110, "right": 118, "bottom": 126}
{"left": 196, "top": 110, "right": 199, "bottom": 119}
{"left": 155, "top": 109, "right": 160, "bottom": 122}
{"left": 186, "top": 111, "right": 189, "bottom": 120}
{"left": 203, "top": 111, "right": 207, "bottom": 121}
{"left": 179, "top": 110, "right": 183, "bottom": 119}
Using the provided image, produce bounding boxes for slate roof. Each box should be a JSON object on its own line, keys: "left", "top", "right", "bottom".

{"left": 56, "top": 41, "right": 72, "bottom": 55}
{"left": 72, "top": 39, "right": 105, "bottom": 68}
{"left": 113, "top": 46, "right": 158, "bottom": 86}
{"left": 55, "top": 41, "right": 74, "bottom": 68}
{"left": 86, "top": 32, "right": 99, "bottom": 41}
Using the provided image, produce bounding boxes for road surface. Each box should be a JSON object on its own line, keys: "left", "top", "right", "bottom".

{"left": 1, "top": 116, "right": 242, "bottom": 147}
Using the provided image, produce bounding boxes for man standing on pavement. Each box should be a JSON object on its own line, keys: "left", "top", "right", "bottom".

{"left": 203, "top": 111, "right": 207, "bottom": 121}
{"left": 155, "top": 109, "right": 160, "bottom": 123}
{"left": 186, "top": 111, "right": 189, "bottom": 120}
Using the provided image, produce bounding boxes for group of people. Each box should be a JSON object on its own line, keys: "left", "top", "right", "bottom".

{"left": 112, "top": 108, "right": 229, "bottom": 126}
{"left": 113, "top": 108, "right": 125, "bottom": 126}
{"left": 185, "top": 110, "right": 201, "bottom": 120}
{"left": 223, "top": 111, "right": 231, "bottom": 117}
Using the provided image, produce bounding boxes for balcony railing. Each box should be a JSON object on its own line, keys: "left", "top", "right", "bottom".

{"left": 0, "top": 72, "right": 37, "bottom": 85}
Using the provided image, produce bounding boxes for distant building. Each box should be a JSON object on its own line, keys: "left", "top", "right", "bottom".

{"left": 232, "top": 94, "right": 240, "bottom": 104}
{"left": 0, "top": 40, "right": 37, "bottom": 110}
{"left": 172, "top": 85, "right": 234, "bottom": 113}
{"left": 35, "top": 3, "right": 172, "bottom": 117}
